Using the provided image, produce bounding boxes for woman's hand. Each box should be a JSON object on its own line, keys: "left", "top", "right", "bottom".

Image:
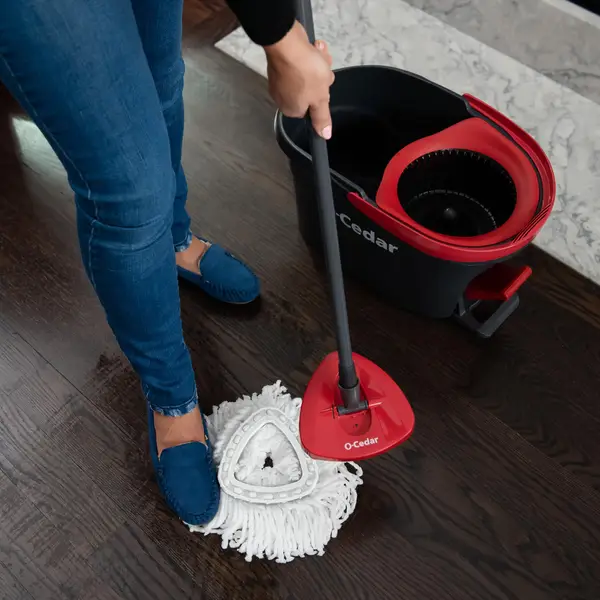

{"left": 264, "top": 21, "right": 334, "bottom": 139}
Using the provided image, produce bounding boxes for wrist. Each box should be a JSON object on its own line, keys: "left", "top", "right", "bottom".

{"left": 264, "top": 21, "right": 307, "bottom": 61}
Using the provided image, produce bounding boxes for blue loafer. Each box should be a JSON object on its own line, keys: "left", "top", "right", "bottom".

{"left": 177, "top": 238, "right": 260, "bottom": 304}
{"left": 148, "top": 407, "right": 220, "bottom": 526}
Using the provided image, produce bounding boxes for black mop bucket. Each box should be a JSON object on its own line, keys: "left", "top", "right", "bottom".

{"left": 275, "top": 66, "right": 555, "bottom": 337}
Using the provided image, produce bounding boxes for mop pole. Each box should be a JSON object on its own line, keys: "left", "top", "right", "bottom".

{"left": 293, "top": 0, "right": 364, "bottom": 412}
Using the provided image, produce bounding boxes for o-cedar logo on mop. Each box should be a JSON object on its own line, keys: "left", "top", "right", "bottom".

{"left": 337, "top": 213, "right": 399, "bottom": 254}
{"left": 344, "top": 437, "right": 379, "bottom": 451}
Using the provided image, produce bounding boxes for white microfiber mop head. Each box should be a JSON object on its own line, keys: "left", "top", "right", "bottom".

{"left": 189, "top": 381, "right": 363, "bottom": 563}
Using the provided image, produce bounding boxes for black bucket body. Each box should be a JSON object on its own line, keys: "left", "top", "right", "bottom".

{"left": 275, "top": 66, "right": 555, "bottom": 335}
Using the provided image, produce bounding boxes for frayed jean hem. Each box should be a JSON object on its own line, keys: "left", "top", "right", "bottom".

{"left": 173, "top": 230, "right": 193, "bottom": 253}
{"left": 146, "top": 388, "right": 198, "bottom": 417}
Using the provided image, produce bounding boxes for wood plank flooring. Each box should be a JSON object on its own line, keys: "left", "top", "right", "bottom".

{"left": 1, "top": 3, "right": 600, "bottom": 599}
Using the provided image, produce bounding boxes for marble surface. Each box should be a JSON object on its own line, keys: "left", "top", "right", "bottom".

{"left": 406, "top": 0, "right": 600, "bottom": 103}
{"left": 217, "top": 0, "right": 600, "bottom": 285}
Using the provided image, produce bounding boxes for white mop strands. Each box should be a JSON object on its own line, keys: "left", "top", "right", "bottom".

{"left": 189, "top": 382, "right": 363, "bottom": 563}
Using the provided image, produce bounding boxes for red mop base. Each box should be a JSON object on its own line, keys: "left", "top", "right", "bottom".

{"left": 300, "top": 352, "right": 415, "bottom": 461}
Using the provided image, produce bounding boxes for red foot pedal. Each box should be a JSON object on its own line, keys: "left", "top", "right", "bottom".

{"left": 465, "top": 263, "right": 532, "bottom": 302}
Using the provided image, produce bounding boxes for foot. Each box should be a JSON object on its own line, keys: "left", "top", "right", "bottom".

{"left": 148, "top": 405, "right": 220, "bottom": 525}
{"left": 175, "top": 236, "right": 210, "bottom": 274}
{"left": 176, "top": 235, "right": 260, "bottom": 304}
{"left": 154, "top": 406, "right": 206, "bottom": 456}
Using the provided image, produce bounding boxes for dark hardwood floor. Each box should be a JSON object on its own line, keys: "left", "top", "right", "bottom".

{"left": 2, "top": 2, "right": 600, "bottom": 599}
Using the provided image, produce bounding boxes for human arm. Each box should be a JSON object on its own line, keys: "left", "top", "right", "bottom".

{"left": 224, "top": 0, "right": 334, "bottom": 138}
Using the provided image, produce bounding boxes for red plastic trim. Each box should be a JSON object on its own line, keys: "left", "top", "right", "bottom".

{"left": 464, "top": 94, "right": 556, "bottom": 217}
{"left": 376, "top": 117, "right": 539, "bottom": 246}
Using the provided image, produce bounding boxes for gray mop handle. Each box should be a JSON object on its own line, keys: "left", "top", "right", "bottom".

{"left": 293, "top": 0, "right": 358, "bottom": 391}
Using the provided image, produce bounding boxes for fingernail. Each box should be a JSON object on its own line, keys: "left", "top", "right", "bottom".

{"left": 316, "top": 41, "right": 324, "bottom": 50}
{"left": 322, "top": 126, "right": 332, "bottom": 139}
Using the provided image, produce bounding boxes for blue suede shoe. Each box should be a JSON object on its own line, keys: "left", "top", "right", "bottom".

{"left": 177, "top": 237, "right": 260, "bottom": 304}
{"left": 148, "top": 406, "right": 220, "bottom": 526}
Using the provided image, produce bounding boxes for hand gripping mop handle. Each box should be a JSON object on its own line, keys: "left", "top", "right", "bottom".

{"left": 294, "top": 0, "right": 364, "bottom": 412}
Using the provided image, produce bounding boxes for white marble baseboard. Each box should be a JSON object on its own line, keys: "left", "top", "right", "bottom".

{"left": 542, "top": 0, "right": 600, "bottom": 28}
{"left": 217, "top": 0, "right": 600, "bottom": 285}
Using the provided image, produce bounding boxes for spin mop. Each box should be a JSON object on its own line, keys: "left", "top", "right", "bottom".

{"left": 190, "top": 0, "right": 415, "bottom": 562}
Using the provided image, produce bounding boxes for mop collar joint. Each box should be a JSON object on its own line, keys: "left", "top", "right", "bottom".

{"left": 336, "top": 380, "right": 368, "bottom": 414}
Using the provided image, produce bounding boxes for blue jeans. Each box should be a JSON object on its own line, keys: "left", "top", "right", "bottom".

{"left": 0, "top": 0, "right": 198, "bottom": 416}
